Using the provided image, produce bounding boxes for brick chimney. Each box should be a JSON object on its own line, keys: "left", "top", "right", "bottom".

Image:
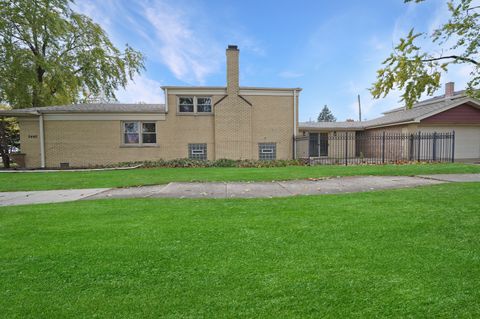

{"left": 226, "top": 45, "right": 239, "bottom": 95}
{"left": 445, "top": 82, "right": 455, "bottom": 98}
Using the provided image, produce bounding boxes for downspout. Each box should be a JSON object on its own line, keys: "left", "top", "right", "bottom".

{"left": 164, "top": 88, "right": 169, "bottom": 113}
{"left": 293, "top": 89, "right": 297, "bottom": 159}
{"left": 39, "top": 113, "right": 45, "bottom": 168}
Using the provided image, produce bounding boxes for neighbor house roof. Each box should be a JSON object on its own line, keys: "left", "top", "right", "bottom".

{"left": 299, "top": 121, "right": 365, "bottom": 130}
{"left": 0, "top": 103, "right": 166, "bottom": 116}
{"left": 299, "top": 91, "right": 480, "bottom": 131}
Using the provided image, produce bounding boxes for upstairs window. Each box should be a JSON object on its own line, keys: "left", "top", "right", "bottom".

{"left": 197, "top": 97, "right": 212, "bottom": 112}
{"left": 123, "top": 121, "right": 157, "bottom": 145}
{"left": 259, "top": 143, "right": 276, "bottom": 160}
{"left": 179, "top": 97, "right": 194, "bottom": 112}
{"left": 178, "top": 96, "right": 212, "bottom": 114}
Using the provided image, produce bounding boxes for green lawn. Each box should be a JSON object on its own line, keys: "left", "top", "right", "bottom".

{"left": 2, "top": 162, "right": 480, "bottom": 191}
{"left": 1, "top": 183, "right": 479, "bottom": 317}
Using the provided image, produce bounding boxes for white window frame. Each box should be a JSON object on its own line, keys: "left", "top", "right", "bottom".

{"left": 177, "top": 96, "right": 213, "bottom": 114}
{"left": 122, "top": 121, "right": 157, "bottom": 146}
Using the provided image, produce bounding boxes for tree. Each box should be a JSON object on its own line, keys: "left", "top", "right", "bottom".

{"left": 0, "top": 106, "right": 19, "bottom": 168}
{"left": 317, "top": 105, "right": 337, "bottom": 122}
{"left": 371, "top": 0, "right": 480, "bottom": 109}
{"left": 0, "top": 0, "right": 145, "bottom": 167}
{"left": 0, "top": 0, "right": 145, "bottom": 108}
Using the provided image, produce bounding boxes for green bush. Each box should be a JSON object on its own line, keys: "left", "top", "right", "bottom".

{"left": 112, "top": 158, "right": 307, "bottom": 169}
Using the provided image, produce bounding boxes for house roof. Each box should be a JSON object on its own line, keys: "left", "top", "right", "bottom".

{"left": 0, "top": 103, "right": 166, "bottom": 116}
{"left": 299, "top": 121, "right": 365, "bottom": 130}
{"left": 161, "top": 86, "right": 302, "bottom": 91}
{"left": 299, "top": 91, "right": 480, "bottom": 131}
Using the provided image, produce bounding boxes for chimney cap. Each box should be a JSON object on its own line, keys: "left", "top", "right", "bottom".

{"left": 227, "top": 44, "right": 238, "bottom": 50}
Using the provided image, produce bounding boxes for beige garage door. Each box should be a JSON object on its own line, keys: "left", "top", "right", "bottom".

{"left": 418, "top": 125, "right": 480, "bottom": 160}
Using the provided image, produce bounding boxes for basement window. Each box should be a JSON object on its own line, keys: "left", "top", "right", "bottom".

{"left": 259, "top": 143, "right": 276, "bottom": 160}
{"left": 178, "top": 96, "right": 212, "bottom": 114}
{"left": 123, "top": 121, "right": 157, "bottom": 145}
{"left": 188, "top": 143, "right": 207, "bottom": 160}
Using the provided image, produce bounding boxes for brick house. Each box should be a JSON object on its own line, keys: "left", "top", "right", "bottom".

{"left": 298, "top": 82, "right": 480, "bottom": 161}
{"left": 2, "top": 45, "right": 301, "bottom": 168}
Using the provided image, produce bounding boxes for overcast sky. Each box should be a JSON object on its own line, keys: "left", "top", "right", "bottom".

{"left": 74, "top": 0, "right": 475, "bottom": 122}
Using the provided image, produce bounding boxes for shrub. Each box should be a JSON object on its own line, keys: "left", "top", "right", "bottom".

{"left": 110, "top": 158, "right": 307, "bottom": 169}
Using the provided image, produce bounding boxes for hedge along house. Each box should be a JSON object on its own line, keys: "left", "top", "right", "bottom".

{"left": 298, "top": 82, "right": 480, "bottom": 162}
{"left": 2, "top": 45, "right": 301, "bottom": 168}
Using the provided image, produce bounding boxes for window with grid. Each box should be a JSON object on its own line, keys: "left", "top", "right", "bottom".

{"left": 179, "top": 97, "right": 194, "bottom": 112}
{"left": 123, "top": 122, "right": 156, "bottom": 145}
{"left": 258, "top": 143, "right": 276, "bottom": 160}
{"left": 196, "top": 97, "right": 212, "bottom": 112}
{"left": 188, "top": 143, "right": 207, "bottom": 160}
{"left": 178, "top": 96, "right": 212, "bottom": 113}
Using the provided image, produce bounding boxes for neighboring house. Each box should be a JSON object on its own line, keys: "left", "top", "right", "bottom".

{"left": 1, "top": 45, "right": 301, "bottom": 168}
{"left": 298, "top": 82, "right": 480, "bottom": 161}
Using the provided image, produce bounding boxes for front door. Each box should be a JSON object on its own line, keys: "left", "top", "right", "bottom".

{"left": 319, "top": 133, "right": 328, "bottom": 156}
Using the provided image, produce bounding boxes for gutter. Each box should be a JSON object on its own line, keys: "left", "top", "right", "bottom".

{"left": 293, "top": 89, "right": 298, "bottom": 159}
{"left": 164, "top": 87, "right": 169, "bottom": 113}
{"left": 39, "top": 112, "right": 46, "bottom": 168}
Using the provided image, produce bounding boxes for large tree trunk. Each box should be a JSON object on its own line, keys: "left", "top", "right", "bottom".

{"left": 32, "top": 66, "right": 45, "bottom": 107}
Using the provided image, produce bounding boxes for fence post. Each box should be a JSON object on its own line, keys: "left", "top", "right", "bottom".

{"left": 381, "top": 131, "right": 385, "bottom": 164}
{"left": 417, "top": 131, "right": 421, "bottom": 162}
{"left": 452, "top": 130, "right": 455, "bottom": 163}
{"left": 345, "top": 132, "right": 348, "bottom": 166}
{"left": 409, "top": 134, "right": 414, "bottom": 161}
{"left": 432, "top": 132, "right": 437, "bottom": 161}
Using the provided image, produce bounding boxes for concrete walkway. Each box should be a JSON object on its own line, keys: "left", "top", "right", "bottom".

{"left": 1, "top": 174, "right": 479, "bottom": 207}
{"left": 0, "top": 188, "right": 109, "bottom": 207}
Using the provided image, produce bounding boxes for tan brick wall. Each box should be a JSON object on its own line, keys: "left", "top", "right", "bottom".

{"left": 249, "top": 95, "right": 294, "bottom": 160}
{"left": 19, "top": 91, "right": 296, "bottom": 168}
{"left": 44, "top": 120, "right": 162, "bottom": 167}
{"left": 214, "top": 95, "right": 253, "bottom": 159}
{"left": 18, "top": 118, "right": 41, "bottom": 168}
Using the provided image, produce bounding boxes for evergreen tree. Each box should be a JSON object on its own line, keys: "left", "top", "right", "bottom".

{"left": 317, "top": 105, "right": 336, "bottom": 122}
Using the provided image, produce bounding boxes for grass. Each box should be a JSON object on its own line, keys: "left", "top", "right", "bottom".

{"left": 1, "top": 183, "right": 479, "bottom": 317}
{"left": 2, "top": 162, "right": 480, "bottom": 191}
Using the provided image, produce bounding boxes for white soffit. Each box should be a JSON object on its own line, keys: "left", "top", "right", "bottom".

{"left": 44, "top": 113, "right": 166, "bottom": 121}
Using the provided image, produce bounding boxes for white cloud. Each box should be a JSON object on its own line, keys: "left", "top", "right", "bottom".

{"left": 115, "top": 75, "right": 164, "bottom": 104}
{"left": 72, "top": 0, "right": 113, "bottom": 35}
{"left": 278, "top": 71, "right": 304, "bottom": 79}
{"left": 140, "top": 1, "right": 223, "bottom": 84}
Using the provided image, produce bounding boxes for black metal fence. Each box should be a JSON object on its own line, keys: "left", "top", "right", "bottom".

{"left": 295, "top": 131, "right": 455, "bottom": 165}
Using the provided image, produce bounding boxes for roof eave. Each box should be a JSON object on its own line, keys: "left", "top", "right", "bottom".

{"left": 0, "top": 111, "right": 40, "bottom": 117}
{"left": 365, "top": 120, "right": 417, "bottom": 129}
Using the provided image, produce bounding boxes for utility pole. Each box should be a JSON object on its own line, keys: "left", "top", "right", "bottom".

{"left": 357, "top": 94, "right": 362, "bottom": 122}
